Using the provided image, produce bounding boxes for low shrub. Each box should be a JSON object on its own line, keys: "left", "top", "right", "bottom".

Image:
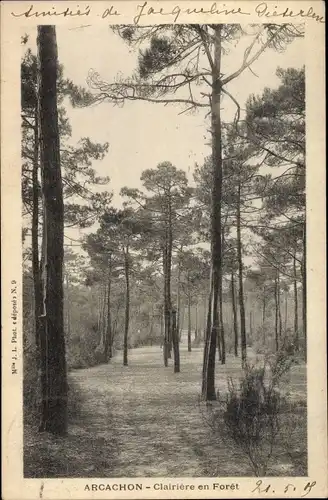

{"left": 221, "top": 348, "right": 297, "bottom": 476}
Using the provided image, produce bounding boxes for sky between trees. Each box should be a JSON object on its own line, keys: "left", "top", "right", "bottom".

{"left": 23, "top": 24, "right": 304, "bottom": 247}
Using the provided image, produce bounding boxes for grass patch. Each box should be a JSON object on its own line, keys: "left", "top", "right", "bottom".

{"left": 24, "top": 378, "right": 119, "bottom": 478}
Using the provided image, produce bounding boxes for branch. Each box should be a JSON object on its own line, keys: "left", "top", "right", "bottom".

{"left": 222, "top": 26, "right": 285, "bottom": 86}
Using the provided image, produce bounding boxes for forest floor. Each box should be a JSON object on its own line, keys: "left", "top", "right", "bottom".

{"left": 24, "top": 342, "right": 307, "bottom": 478}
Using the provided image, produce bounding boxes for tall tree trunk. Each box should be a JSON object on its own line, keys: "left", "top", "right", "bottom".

{"left": 160, "top": 304, "right": 164, "bottom": 349}
{"left": 123, "top": 246, "right": 130, "bottom": 366}
{"left": 101, "top": 283, "right": 107, "bottom": 351}
{"left": 97, "top": 292, "right": 101, "bottom": 334}
{"left": 176, "top": 246, "right": 182, "bottom": 339}
{"left": 194, "top": 303, "right": 198, "bottom": 341}
{"left": 163, "top": 247, "right": 169, "bottom": 366}
{"left": 202, "top": 267, "right": 213, "bottom": 395}
{"left": 217, "top": 301, "right": 222, "bottom": 362}
{"left": 284, "top": 291, "right": 288, "bottom": 335}
{"left": 219, "top": 227, "right": 226, "bottom": 364}
{"left": 262, "top": 286, "right": 266, "bottom": 335}
{"left": 277, "top": 271, "right": 282, "bottom": 338}
{"left": 167, "top": 198, "right": 177, "bottom": 367}
{"left": 202, "top": 26, "right": 222, "bottom": 401}
{"left": 37, "top": 25, "right": 67, "bottom": 435}
{"left": 293, "top": 254, "right": 299, "bottom": 349}
{"left": 187, "top": 289, "right": 192, "bottom": 352}
{"left": 231, "top": 269, "right": 238, "bottom": 357}
{"left": 105, "top": 255, "right": 112, "bottom": 361}
{"left": 172, "top": 309, "right": 180, "bottom": 373}
{"left": 179, "top": 306, "right": 184, "bottom": 341}
{"left": 203, "top": 294, "right": 207, "bottom": 340}
{"left": 65, "top": 273, "right": 70, "bottom": 338}
{"left": 274, "top": 275, "right": 279, "bottom": 352}
{"left": 237, "top": 182, "right": 247, "bottom": 365}
{"left": 301, "top": 223, "right": 307, "bottom": 361}
{"left": 31, "top": 111, "right": 42, "bottom": 351}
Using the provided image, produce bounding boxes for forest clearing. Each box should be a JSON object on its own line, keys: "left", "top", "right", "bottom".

{"left": 21, "top": 22, "right": 308, "bottom": 480}
{"left": 25, "top": 341, "right": 306, "bottom": 478}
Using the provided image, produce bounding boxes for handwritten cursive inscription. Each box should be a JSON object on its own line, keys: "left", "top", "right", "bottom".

{"left": 134, "top": 2, "right": 250, "bottom": 25}
{"left": 251, "top": 480, "right": 317, "bottom": 498}
{"left": 10, "top": 2, "right": 325, "bottom": 25}
{"left": 11, "top": 4, "right": 91, "bottom": 18}
{"left": 255, "top": 2, "right": 325, "bottom": 23}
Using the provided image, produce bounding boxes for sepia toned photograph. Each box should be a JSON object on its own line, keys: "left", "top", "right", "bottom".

{"left": 20, "top": 22, "right": 308, "bottom": 480}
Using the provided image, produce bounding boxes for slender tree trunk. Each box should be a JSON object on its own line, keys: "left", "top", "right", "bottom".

{"left": 37, "top": 25, "right": 67, "bottom": 435}
{"left": 105, "top": 255, "right": 112, "bottom": 361}
{"left": 65, "top": 273, "right": 70, "bottom": 338}
{"left": 202, "top": 267, "right": 213, "bottom": 395}
{"left": 262, "top": 287, "right": 266, "bottom": 341}
{"left": 167, "top": 198, "right": 173, "bottom": 359}
{"left": 231, "top": 269, "right": 238, "bottom": 357}
{"left": 217, "top": 301, "right": 222, "bottom": 362}
{"left": 160, "top": 304, "right": 164, "bottom": 348}
{"left": 202, "top": 26, "right": 222, "bottom": 400}
{"left": 219, "top": 228, "right": 225, "bottom": 364}
{"left": 179, "top": 306, "right": 184, "bottom": 341}
{"left": 237, "top": 182, "right": 247, "bottom": 365}
{"left": 172, "top": 309, "right": 180, "bottom": 373}
{"left": 293, "top": 255, "right": 299, "bottom": 349}
{"left": 203, "top": 294, "right": 207, "bottom": 340}
{"left": 274, "top": 275, "right": 279, "bottom": 352}
{"left": 302, "top": 223, "right": 307, "bottom": 361}
{"left": 176, "top": 247, "right": 182, "bottom": 339}
{"left": 277, "top": 272, "right": 282, "bottom": 338}
{"left": 123, "top": 246, "right": 130, "bottom": 366}
{"left": 194, "top": 303, "right": 198, "bottom": 341}
{"left": 101, "top": 283, "right": 107, "bottom": 351}
{"left": 284, "top": 291, "right": 288, "bottom": 335}
{"left": 31, "top": 112, "right": 42, "bottom": 351}
{"left": 187, "top": 289, "right": 192, "bottom": 352}
{"left": 97, "top": 292, "right": 101, "bottom": 334}
{"left": 163, "top": 247, "right": 169, "bottom": 366}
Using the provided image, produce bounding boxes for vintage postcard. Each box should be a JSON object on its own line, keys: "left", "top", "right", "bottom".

{"left": 1, "top": 0, "right": 327, "bottom": 498}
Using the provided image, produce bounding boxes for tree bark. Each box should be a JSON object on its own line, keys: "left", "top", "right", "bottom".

{"left": 194, "top": 303, "right": 198, "bottom": 341}
{"left": 274, "top": 275, "right": 279, "bottom": 352}
{"left": 163, "top": 246, "right": 169, "bottom": 366}
{"left": 202, "top": 266, "right": 213, "bottom": 395}
{"left": 231, "top": 269, "right": 238, "bottom": 357}
{"left": 65, "top": 273, "right": 70, "bottom": 339}
{"left": 179, "top": 306, "right": 184, "bottom": 341}
{"left": 105, "top": 255, "right": 112, "bottom": 361}
{"left": 237, "top": 182, "right": 247, "bottom": 365}
{"left": 262, "top": 287, "right": 266, "bottom": 329}
{"left": 203, "top": 294, "right": 207, "bottom": 340}
{"left": 202, "top": 26, "right": 223, "bottom": 400}
{"left": 284, "top": 291, "right": 288, "bottom": 335}
{"left": 37, "top": 25, "right": 67, "bottom": 435}
{"left": 172, "top": 309, "right": 180, "bottom": 373}
{"left": 167, "top": 195, "right": 173, "bottom": 358}
{"left": 301, "top": 223, "right": 307, "bottom": 361}
{"left": 219, "top": 228, "right": 226, "bottom": 364}
{"left": 293, "top": 254, "right": 299, "bottom": 349}
{"left": 123, "top": 246, "right": 130, "bottom": 366}
{"left": 187, "top": 289, "right": 192, "bottom": 352}
{"left": 101, "top": 283, "right": 107, "bottom": 351}
{"left": 277, "top": 271, "right": 282, "bottom": 338}
{"left": 176, "top": 246, "right": 182, "bottom": 340}
{"left": 31, "top": 111, "right": 42, "bottom": 351}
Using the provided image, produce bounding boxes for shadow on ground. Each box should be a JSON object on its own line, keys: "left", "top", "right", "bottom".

{"left": 24, "top": 345, "right": 307, "bottom": 478}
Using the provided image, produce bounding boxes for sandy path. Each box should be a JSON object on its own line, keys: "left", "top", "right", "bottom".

{"left": 70, "top": 346, "right": 222, "bottom": 477}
